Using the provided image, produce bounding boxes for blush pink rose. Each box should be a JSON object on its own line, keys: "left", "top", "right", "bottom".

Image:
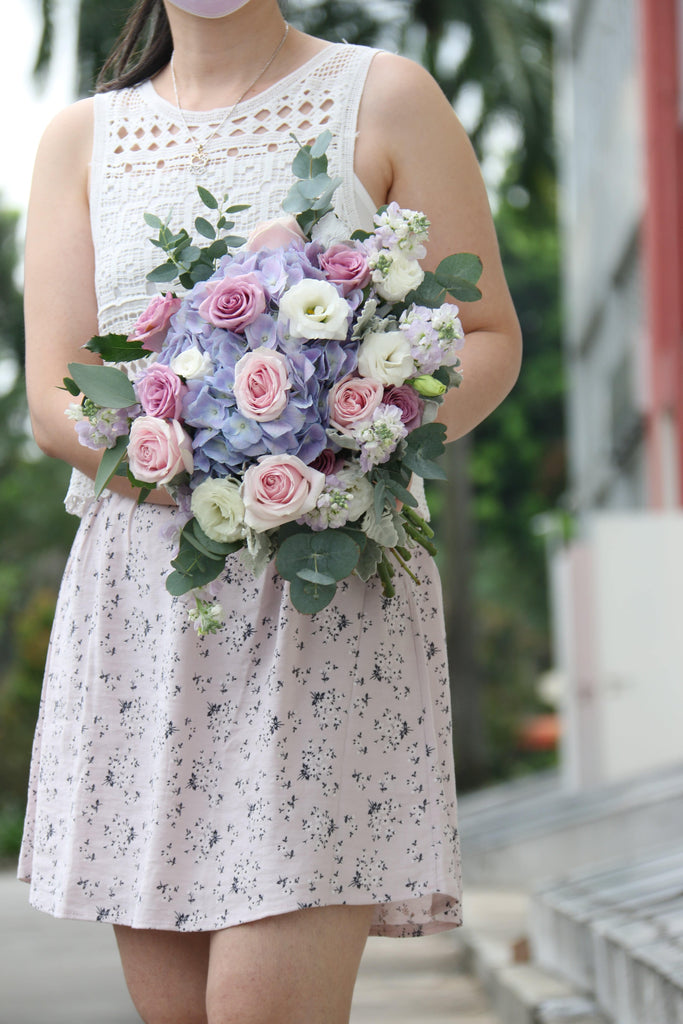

{"left": 246, "top": 216, "right": 307, "bottom": 252}
{"left": 383, "top": 384, "right": 425, "bottom": 432}
{"left": 241, "top": 454, "right": 326, "bottom": 532}
{"left": 233, "top": 347, "right": 291, "bottom": 421}
{"left": 198, "top": 273, "right": 266, "bottom": 331}
{"left": 128, "top": 293, "right": 182, "bottom": 353}
{"left": 319, "top": 244, "right": 371, "bottom": 297}
{"left": 329, "top": 374, "right": 383, "bottom": 431}
{"left": 127, "top": 416, "right": 194, "bottom": 485}
{"left": 135, "top": 364, "right": 187, "bottom": 419}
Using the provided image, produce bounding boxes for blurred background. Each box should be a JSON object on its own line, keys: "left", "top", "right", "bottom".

{"left": 1, "top": 3, "right": 682, "bottom": 1020}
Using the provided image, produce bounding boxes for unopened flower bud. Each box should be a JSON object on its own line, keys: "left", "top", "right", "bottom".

{"left": 411, "top": 375, "right": 447, "bottom": 397}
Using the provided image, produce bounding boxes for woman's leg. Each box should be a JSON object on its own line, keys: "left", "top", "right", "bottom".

{"left": 114, "top": 925, "right": 211, "bottom": 1024}
{"left": 206, "top": 904, "right": 375, "bottom": 1024}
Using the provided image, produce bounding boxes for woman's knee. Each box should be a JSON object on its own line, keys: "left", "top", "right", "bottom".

{"left": 205, "top": 904, "right": 374, "bottom": 1024}
{"left": 114, "top": 924, "right": 210, "bottom": 1024}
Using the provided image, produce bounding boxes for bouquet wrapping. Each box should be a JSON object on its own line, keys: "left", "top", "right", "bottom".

{"left": 65, "top": 132, "right": 482, "bottom": 629}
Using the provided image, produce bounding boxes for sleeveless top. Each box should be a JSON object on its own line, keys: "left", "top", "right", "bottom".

{"left": 66, "top": 42, "right": 429, "bottom": 519}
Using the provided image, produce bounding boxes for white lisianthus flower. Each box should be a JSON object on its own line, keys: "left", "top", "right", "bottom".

{"left": 372, "top": 251, "right": 424, "bottom": 302}
{"left": 334, "top": 464, "right": 374, "bottom": 521}
{"left": 278, "top": 279, "right": 351, "bottom": 340}
{"left": 311, "top": 211, "right": 352, "bottom": 248}
{"left": 170, "top": 347, "right": 215, "bottom": 380}
{"left": 191, "top": 478, "right": 247, "bottom": 543}
{"left": 357, "top": 329, "right": 414, "bottom": 386}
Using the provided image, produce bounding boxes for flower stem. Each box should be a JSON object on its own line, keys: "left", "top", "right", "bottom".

{"left": 377, "top": 555, "right": 396, "bottom": 597}
{"left": 390, "top": 547, "right": 421, "bottom": 585}
{"left": 403, "top": 520, "right": 438, "bottom": 556}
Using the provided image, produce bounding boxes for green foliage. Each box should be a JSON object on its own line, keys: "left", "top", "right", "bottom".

{"left": 282, "top": 131, "right": 342, "bottom": 236}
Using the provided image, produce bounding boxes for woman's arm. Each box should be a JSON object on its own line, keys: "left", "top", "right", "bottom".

{"left": 24, "top": 99, "right": 173, "bottom": 504}
{"left": 355, "top": 53, "right": 523, "bottom": 442}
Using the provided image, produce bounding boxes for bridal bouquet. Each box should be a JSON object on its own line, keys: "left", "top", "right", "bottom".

{"left": 64, "top": 131, "right": 482, "bottom": 627}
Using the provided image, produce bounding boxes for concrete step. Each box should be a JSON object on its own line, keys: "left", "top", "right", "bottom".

{"left": 455, "top": 887, "right": 610, "bottom": 1024}
{"left": 529, "top": 839, "right": 683, "bottom": 1024}
{"left": 458, "top": 761, "right": 683, "bottom": 889}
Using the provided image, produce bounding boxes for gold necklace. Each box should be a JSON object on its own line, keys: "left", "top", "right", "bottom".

{"left": 170, "top": 22, "right": 290, "bottom": 171}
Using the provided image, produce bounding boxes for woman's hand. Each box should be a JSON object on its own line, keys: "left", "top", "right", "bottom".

{"left": 355, "top": 53, "right": 523, "bottom": 443}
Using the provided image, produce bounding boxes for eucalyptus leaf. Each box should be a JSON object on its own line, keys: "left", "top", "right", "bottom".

{"left": 194, "top": 217, "right": 216, "bottom": 239}
{"left": 405, "top": 272, "right": 446, "bottom": 309}
{"left": 402, "top": 423, "right": 448, "bottom": 480}
{"left": 144, "top": 212, "right": 163, "bottom": 229}
{"left": 310, "top": 130, "right": 332, "bottom": 158}
{"left": 147, "top": 262, "right": 179, "bottom": 283}
{"left": 289, "top": 577, "right": 337, "bottom": 615}
{"left": 223, "top": 235, "right": 247, "bottom": 248}
{"left": 190, "top": 263, "right": 214, "bottom": 283}
{"left": 67, "top": 363, "right": 137, "bottom": 408}
{"left": 296, "top": 568, "right": 336, "bottom": 586}
{"left": 435, "top": 252, "right": 483, "bottom": 286}
{"left": 93, "top": 433, "right": 129, "bottom": 497}
{"left": 225, "top": 203, "right": 250, "bottom": 213}
{"left": 292, "top": 147, "right": 314, "bottom": 178}
{"left": 179, "top": 245, "right": 201, "bottom": 264}
{"left": 62, "top": 376, "right": 80, "bottom": 396}
{"left": 191, "top": 519, "right": 244, "bottom": 557}
{"left": 205, "top": 239, "right": 228, "bottom": 260}
{"left": 197, "top": 186, "right": 218, "bottom": 209}
{"left": 276, "top": 529, "right": 359, "bottom": 584}
{"left": 282, "top": 188, "right": 309, "bottom": 215}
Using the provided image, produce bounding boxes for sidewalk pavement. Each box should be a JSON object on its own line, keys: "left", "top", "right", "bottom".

{"left": 1, "top": 871, "right": 501, "bottom": 1024}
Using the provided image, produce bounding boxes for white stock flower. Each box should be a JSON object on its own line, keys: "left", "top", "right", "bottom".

{"left": 278, "top": 279, "right": 351, "bottom": 340}
{"left": 334, "top": 464, "right": 374, "bottom": 521}
{"left": 191, "top": 478, "right": 246, "bottom": 543}
{"left": 372, "top": 251, "right": 424, "bottom": 302}
{"left": 311, "top": 211, "right": 352, "bottom": 248}
{"left": 357, "top": 329, "right": 414, "bottom": 386}
{"left": 170, "top": 347, "right": 215, "bottom": 380}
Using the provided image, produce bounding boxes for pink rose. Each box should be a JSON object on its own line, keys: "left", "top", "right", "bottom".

{"left": 241, "top": 454, "right": 326, "bottom": 532}
{"left": 320, "top": 244, "right": 371, "bottom": 297}
{"left": 245, "top": 216, "right": 307, "bottom": 252}
{"left": 233, "top": 347, "right": 291, "bottom": 421}
{"left": 128, "top": 293, "right": 181, "bottom": 353}
{"left": 127, "top": 416, "right": 194, "bottom": 485}
{"left": 198, "top": 273, "right": 266, "bottom": 331}
{"left": 383, "top": 385, "right": 425, "bottom": 432}
{"left": 329, "top": 374, "right": 383, "bottom": 431}
{"left": 135, "top": 364, "right": 187, "bottom": 419}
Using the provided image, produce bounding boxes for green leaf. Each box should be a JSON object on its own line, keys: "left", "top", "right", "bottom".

{"left": 405, "top": 272, "right": 447, "bottom": 309}
{"left": 205, "top": 239, "right": 228, "bottom": 260}
{"left": 197, "top": 186, "right": 218, "bottom": 209}
{"left": 85, "top": 334, "right": 146, "bottom": 362}
{"left": 178, "top": 245, "right": 201, "bottom": 265}
{"left": 298, "top": 173, "right": 333, "bottom": 199}
{"left": 222, "top": 235, "right": 247, "bottom": 248}
{"left": 194, "top": 217, "right": 216, "bottom": 239}
{"left": 147, "top": 262, "right": 178, "bottom": 283}
{"left": 276, "top": 529, "right": 360, "bottom": 585}
{"left": 225, "top": 203, "right": 250, "bottom": 214}
{"left": 62, "top": 376, "right": 80, "bottom": 396}
{"left": 144, "top": 212, "right": 163, "bottom": 229}
{"left": 190, "top": 263, "right": 214, "bottom": 283}
{"left": 166, "top": 540, "right": 224, "bottom": 595}
{"left": 67, "top": 363, "right": 137, "bottom": 408}
{"left": 435, "top": 252, "right": 483, "bottom": 286}
{"left": 310, "top": 130, "right": 332, "bottom": 158}
{"left": 402, "top": 423, "right": 448, "bottom": 480}
{"left": 189, "top": 519, "right": 244, "bottom": 558}
{"left": 384, "top": 478, "right": 419, "bottom": 508}
{"left": 351, "top": 229, "right": 372, "bottom": 242}
{"left": 292, "top": 146, "right": 314, "bottom": 178}
{"left": 282, "top": 186, "right": 310, "bottom": 215}
{"left": 289, "top": 576, "right": 338, "bottom": 614}
{"left": 93, "top": 434, "right": 129, "bottom": 497}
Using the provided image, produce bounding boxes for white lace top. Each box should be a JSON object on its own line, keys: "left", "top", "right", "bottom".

{"left": 66, "top": 42, "right": 428, "bottom": 519}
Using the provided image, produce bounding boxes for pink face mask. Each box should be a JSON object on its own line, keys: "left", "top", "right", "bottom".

{"left": 167, "top": 0, "right": 252, "bottom": 17}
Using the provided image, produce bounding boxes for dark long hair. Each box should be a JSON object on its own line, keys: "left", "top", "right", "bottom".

{"left": 96, "top": 0, "right": 172, "bottom": 93}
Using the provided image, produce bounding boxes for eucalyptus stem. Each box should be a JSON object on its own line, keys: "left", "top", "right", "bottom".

{"left": 402, "top": 505, "right": 435, "bottom": 539}
{"left": 376, "top": 555, "right": 395, "bottom": 597}
{"left": 390, "top": 547, "right": 421, "bottom": 585}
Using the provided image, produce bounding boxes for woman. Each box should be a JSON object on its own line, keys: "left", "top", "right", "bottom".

{"left": 20, "top": 0, "right": 522, "bottom": 1021}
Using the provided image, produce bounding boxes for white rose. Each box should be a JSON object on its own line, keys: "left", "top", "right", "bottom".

{"left": 311, "top": 211, "right": 352, "bottom": 248}
{"left": 191, "top": 478, "right": 247, "bottom": 544}
{"left": 373, "top": 252, "right": 425, "bottom": 302}
{"left": 357, "top": 330, "right": 414, "bottom": 386}
{"left": 170, "top": 347, "right": 215, "bottom": 380}
{"left": 278, "top": 279, "right": 351, "bottom": 340}
{"left": 334, "top": 464, "right": 374, "bottom": 521}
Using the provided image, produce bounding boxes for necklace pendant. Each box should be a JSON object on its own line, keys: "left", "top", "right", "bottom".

{"left": 191, "top": 145, "right": 209, "bottom": 171}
